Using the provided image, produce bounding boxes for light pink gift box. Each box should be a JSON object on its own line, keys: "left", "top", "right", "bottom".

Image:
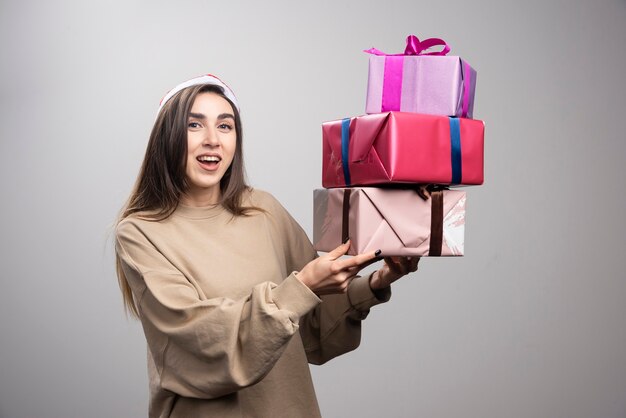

{"left": 365, "top": 35, "right": 476, "bottom": 118}
{"left": 313, "top": 187, "right": 466, "bottom": 257}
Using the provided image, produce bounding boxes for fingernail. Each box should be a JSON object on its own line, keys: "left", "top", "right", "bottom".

{"left": 343, "top": 237, "right": 350, "bottom": 244}
{"left": 375, "top": 249, "right": 382, "bottom": 257}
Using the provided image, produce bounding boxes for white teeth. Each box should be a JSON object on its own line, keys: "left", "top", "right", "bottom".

{"left": 198, "top": 155, "right": 221, "bottom": 162}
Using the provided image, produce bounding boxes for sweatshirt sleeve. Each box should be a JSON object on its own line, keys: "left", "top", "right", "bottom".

{"left": 263, "top": 193, "right": 392, "bottom": 365}
{"left": 115, "top": 219, "right": 321, "bottom": 399}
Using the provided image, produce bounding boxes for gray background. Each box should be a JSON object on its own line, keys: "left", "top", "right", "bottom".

{"left": 1, "top": 0, "right": 625, "bottom": 417}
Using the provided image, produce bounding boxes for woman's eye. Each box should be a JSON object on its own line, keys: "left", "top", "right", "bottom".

{"left": 188, "top": 122, "right": 201, "bottom": 129}
{"left": 218, "top": 123, "right": 233, "bottom": 131}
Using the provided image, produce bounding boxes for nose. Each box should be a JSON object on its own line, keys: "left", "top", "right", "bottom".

{"left": 202, "top": 126, "right": 220, "bottom": 147}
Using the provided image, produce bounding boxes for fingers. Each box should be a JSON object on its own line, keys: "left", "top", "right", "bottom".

{"left": 333, "top": 249, "right": 379, "bottom": 271}
{"left": 384, "top": 256, "right": 421, "bottom": 275}
{"left": 314, "top": 251, "right": 420, "bottom": 295}
{"left": 356, "top": 257, "right": 380, "bottom": 270}
{"left": 327, "top": 240, "right": 351, "bottom": 260}
{"left": 410, "top": 256, "right": 420, "bottom": 271}
{"left": 383, "top": 257, "right": 403, "bottom": 274}
{"left": 404, "top": 256, "right": 419, "bottom": 272}
{"left": 328, "top": 244, "right": 421, "bottom": 278}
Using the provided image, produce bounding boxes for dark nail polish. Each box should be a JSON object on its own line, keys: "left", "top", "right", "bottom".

{"left": 375, "top": 249, "right": 382, "bottom": 257}
{"left": 343, "top": 237, "right": 350, "bottom": 244}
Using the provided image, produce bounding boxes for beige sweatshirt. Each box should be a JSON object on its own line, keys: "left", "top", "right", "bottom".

{"left": 115, "top": 189, "right": 390, "bottom": 418}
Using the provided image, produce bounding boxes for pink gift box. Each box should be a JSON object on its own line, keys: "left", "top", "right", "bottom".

{"left": 365, "top": 36, "right": 476, "bottom": 118}
{"left": 321, "top": 112, "right": 484, "bottom": 188}
{"left": 313, "top": 188, "right": 466, "bottom": 257}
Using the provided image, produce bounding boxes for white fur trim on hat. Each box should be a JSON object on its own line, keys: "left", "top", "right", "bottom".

{"left": 158, "top": 74, "right": 239, "bottom": 113}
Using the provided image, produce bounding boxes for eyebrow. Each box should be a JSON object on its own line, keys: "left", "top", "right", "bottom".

{"left": 188, "top": 112, "right": 235, "bottom": 121}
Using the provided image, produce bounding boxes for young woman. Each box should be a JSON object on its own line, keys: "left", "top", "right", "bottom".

{"left": 115, "top": 74, "right": 419, "bottom": 418}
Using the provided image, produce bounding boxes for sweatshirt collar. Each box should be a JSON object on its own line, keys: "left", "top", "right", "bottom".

{"left": 174, "top": 202, "right": 226, "bottom": 219}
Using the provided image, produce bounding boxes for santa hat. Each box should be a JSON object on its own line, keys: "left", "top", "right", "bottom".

{"left": 158, "top": 74, "right": 239, "bottom": 113}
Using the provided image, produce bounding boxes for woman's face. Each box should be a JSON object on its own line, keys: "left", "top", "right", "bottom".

{"left": 183, "top": 91, "right": 237, "bottom": 206}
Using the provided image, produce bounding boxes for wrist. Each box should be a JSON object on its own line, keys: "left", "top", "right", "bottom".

{"left": 295, "top": 270, "right": 312, "bottom": 289}
{"left": 369, "top": 270, "right": 383, "bottom": 290}
{"left": 368, "top": 271, "right": 391, "bottom": 301}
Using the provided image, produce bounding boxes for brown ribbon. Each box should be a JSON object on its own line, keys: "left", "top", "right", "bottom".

{"left": 428, "top": 190, "right": 444, "bottom": 256}
{"left": 342, "top": 188, "right": 351, "bottom": 243}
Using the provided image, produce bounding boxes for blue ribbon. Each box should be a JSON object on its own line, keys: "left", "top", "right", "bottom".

{"left": 448, "top": 117, "right": 462, "bottom": 184}
{"left": 341, "top": 118, "right": 351, "bottom": 186}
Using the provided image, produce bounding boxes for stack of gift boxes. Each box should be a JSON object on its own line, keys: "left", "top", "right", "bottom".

{"left": 313, "top": 35, "right": 485, "bottom": 257}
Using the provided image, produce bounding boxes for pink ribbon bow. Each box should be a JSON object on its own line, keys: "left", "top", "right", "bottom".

{"left": 365, "top": 35, "right": 451, "bottom": 56}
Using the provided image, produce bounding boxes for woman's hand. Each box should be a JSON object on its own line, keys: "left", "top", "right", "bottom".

{"left": 369, "top": 256, "right": 420, "bottom": 290}
{"left": 296, "top": 241, "right": 378, "bottom": 295}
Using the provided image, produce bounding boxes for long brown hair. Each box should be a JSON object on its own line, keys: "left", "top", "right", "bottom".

{"left": 116, "top": 83, "right": 258, "bottom": 317}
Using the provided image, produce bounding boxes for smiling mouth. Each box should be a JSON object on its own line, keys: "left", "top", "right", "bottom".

{"left": 197, "top": 155, "right": 222, "bottom": 170}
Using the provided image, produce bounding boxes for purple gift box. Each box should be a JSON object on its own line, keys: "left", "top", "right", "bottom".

{"left": 365, "top": 35, "right": 477, "bottom": 118}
